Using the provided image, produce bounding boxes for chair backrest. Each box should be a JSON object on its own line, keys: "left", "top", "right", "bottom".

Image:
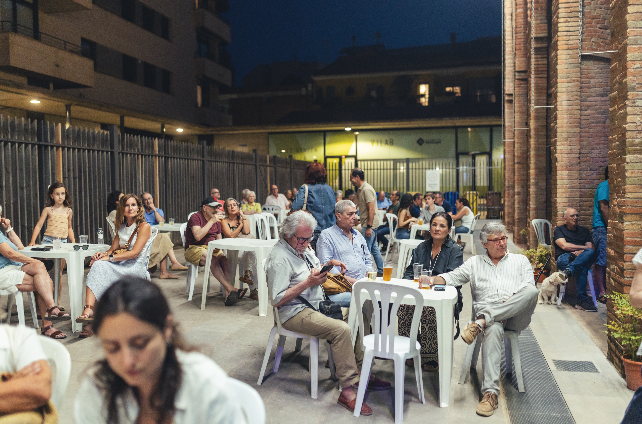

{"left": 140, "top": 227, "right": 159, "bottom": 271}
{"left": 39, "top": 336, "right": 71, "bottom": 410}
{"left": 531, "top": 219, "right": 552, "bottom": 246}
{"left": 262, "top": 212, "right": 279, "bottom": 238}
{"left": 179, "top": 222, "right": 188, "bottom": 247}
{"left": 254, "top": 214, "right": 270, "bottom": 240}
{"left": 188, "top": 211, "right": 197, "bottom": 220}
{"left": 352, "top": 281, "right": 424, "bottom": 359}
{"left": 386, "top": 213, "right": 398, "bottom": 239}
{"left": 106, "top": 216, "right": 116, "bottom": 239}
{"left": 468, "top": 214, "right": 480, "bottom": 234}
{"left": 227, "top": 378, "right": 266, "bottom": 424}
{"left": 261, "top": 205, "right": 282, "bottom": 214}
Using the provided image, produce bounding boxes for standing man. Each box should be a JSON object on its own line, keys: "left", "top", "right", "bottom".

{"left": 377, "top": 190, "right": 400, "bottom": 251}
{"left": 265, "top": 185, "right": 290, "bottom": 210}
{"left": 350, "top": 168, "right": 383, "bottom": 276}
{"left": 592, "top": 167, "right": 609, "bottom": 304}
{"left": 377, "top": 191, "right": 391, "bottom": 210}
{"left": 434, "top": 192, "right": 452, "bottom": 214}
{"left": 554, "top": 208, "right": 597, "bottom": 311}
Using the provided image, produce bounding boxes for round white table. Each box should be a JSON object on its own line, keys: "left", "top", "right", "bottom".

{"left": 201, "top": 238, "right": 278, "bottom": 316}
{"left": 151, "top": 222, "right": 184, "bottom": 232}
{"left": 21, "top": 243, "right": 110, "bottom": 333}
{"left": 347, "top": 277, "right": 458, "bottom": 407}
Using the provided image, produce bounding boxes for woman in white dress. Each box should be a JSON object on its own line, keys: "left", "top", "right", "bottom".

{"left": 75, "top": 194, "right": 152, "bottom": 338}
{"left": 74, "top": 277, "right": 245, "bottom": 424}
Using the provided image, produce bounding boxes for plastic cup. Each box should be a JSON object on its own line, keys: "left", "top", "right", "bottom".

{"left": 420, "top": 269, "right": 432, "bottom": 289}
{"left": 383, "top": 266, "right": 393, "bottom": 281}
{"left": 413, "top": 263, "right": 422, "bottom": 282}
{"left": 79, "top": 235, "right": 88, "bottom": 244}
{"left": 159, "top": 221, "right": 165, "bottom": 226}
{"left": 53, "top": 238, "right": 61, "bottom": 250}
{"left": 169, "top": 218, "right": 175, "bottom": 225}
{"left": 367, "top": 271, "right": 377, "bottom": 281}
{"left": 418, "top": 220, "right": 423, "bottom": 225}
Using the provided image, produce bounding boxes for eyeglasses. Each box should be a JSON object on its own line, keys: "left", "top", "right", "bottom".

{"left": 486, "top": 236, "right": 508, "bottom": 245}
{"left": 295, "top": 235, "right": 314, "bottom": 245}
{"left": 569, "top": 214, "right": 580, "bottom": 218}
{"left": 73, "top": 244, "right": 89, "bottom": 250}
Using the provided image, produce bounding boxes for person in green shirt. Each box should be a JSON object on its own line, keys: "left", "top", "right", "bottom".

{"left": 240, "top": 191, "right": 262, "bottom": 214}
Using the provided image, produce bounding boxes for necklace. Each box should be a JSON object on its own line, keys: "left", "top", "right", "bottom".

{"left": 428, "top": 245, "right": 442, "bottom": 274}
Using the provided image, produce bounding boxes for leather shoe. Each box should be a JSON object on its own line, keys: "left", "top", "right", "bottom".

{"left": 337, "top": 392, "right": 372, "bottom": 416}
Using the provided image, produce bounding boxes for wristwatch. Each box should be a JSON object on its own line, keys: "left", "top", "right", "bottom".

{"left": 366, "top": 225, "right": 372, "bottom": 228}
{"left": 109, "top": 254, "right": 114, "bottom": 262}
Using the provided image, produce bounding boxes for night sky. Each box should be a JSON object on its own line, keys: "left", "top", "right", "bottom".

{"left": 226, "top": 0, "right": 502, "bottom": 86}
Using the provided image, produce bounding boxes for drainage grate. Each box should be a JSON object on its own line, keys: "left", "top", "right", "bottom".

{"left": 552, "top": 360, "right": 599, "bottom": 373}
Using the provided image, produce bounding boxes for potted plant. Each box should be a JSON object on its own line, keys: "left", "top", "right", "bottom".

{"left": 606, "top": 292, "right": 642, "bottom": 390}
{"left": 520, "top": 245, "right": 551, "bottom": 283}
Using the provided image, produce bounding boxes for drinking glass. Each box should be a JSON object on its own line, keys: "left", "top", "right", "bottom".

{"left": 420, "top": 269, "right": 432, "bottom": 289}
{"left": 159, "top": 221, "right": 165, "bottom": 226}
{"left": 169, "top": 218, "right": 175, "bottom": 225}
{"left": 413, "top": 263, "right": 422, "bottom": 283}
{"left": 383, "top": 266, "right": 393, "bottom": 281}
{"left": 367, "top": 271, "right": 377, "bottom": 281}
{"left": 418, "top": 220, "right": 424, "bottom": 225}
{"left": 53, "top": 238, "right": 61, "bottom": 250}
{"left": 79, "top": 235, "right": 88, "bottom": 244}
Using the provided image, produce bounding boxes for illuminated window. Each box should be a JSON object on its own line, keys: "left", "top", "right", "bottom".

{"left": 417, "top": 84, "right": 429, "bottom": 106}
{"left": 445, "top": 86, "right": 461, "bottom": 96}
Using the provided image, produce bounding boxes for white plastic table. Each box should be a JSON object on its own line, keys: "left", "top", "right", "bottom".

{"left": 201, "top": 238, "right": 278, "bottom": 315}
{"left": 21, "top": 243, "right": 109, "bottom": 333}
{"left": 347, "top": 277, "right": 458, "bottom": 407}
{"left": 396, "top": 239, "right": 423, "bottom": 278}
{"left": 410, "top": 223, "right": 431, "bottom": 239}
{"left": 151, "top": 222, "right": 184, "bottom": 232}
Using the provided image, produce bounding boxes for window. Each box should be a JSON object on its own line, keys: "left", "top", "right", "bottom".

{"left": 196, "top": 84, "right": 202, "bottom": 107}
{"left": 160, "top": 16, "right": 170, "bottom": 40}
{"left": 142, "top": 5, "right": 155, "bottom": 32}
{"left": 143, "top": 62, "right": 156, "bottom": 89}
{"left": 121, "top": 0, "right": 135, "bottom": 22}
{"left": 2, "top": 0, "right": 37, "bottom": 38}
{"left": 162, "top": 69, "right": 171, "bottom": 94}
{"left": 122, "top": 54, "right": 137, "bottom": 83}
{"left": 196, "top": 32, "right": 210, "bottom": 59}
{"left": 81, "top": 38, "right": 96, "bottom": 61}
{"left": 445, "top": 86, "right": 461, "bottom": 97}
{"left": 417, "top": 83, "right": 429, "bottom": 106}
{"left": 345, "top": 86, "right": 355, "bottom": 96}
{"left": 469, "top": 78, "right": 497, "bottom": 103}
{"left": 325, "top": 86, "right": 335, "bottom": 98}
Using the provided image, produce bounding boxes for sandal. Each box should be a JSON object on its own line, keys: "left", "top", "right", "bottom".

{"left": 79, "top": 325, "right": 93, "bottom": 339}
{"left": 75, "top": 305, "right": 94, "bottom": 323}
{"left": 422, "top": 361, "right": 439, "bottom": 372}
{"left": 44, "top": 306, "right": 71, "bottom": 322}
{"left": 597, "top": 294, "right": 607, "bottom": 304}
{"left": 249, "top": 288, "right": 259, "bottom": 301}
{"left": 57, "top": 306, "right": 66, "bottom": 312}
{"left": 224, "top": 291, "right": 239, "bottom": 306}
{"left": 237, "top": 288, "right": 248, "bottom": 300}
{"left": 41, "top": 325, "right": 67, "bottom": 340}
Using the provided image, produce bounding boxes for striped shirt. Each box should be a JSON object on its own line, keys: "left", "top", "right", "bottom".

{"left": 441, "top": 252, "right": 534, "bottom": 317}
{"left": 316, "top": 224, "right": 373, "bottom": 280}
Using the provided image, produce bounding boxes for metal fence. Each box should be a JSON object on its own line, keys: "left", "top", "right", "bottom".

{"left": 0, "top": 116, "right": 308, "bottom": 244}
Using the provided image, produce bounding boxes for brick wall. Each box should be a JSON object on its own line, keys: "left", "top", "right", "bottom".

{"left": 504, "top": 0, "right": 516, "bottom": 232}
{"left": 514, "top": 0, "right": 529, "bottom": 244}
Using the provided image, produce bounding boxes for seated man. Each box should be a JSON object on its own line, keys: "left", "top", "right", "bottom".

{"left": 266, "top": 211, "right": 389, "bottom": 416}
{"left": 427, "top": 223, "right": 538, "bottom": 417}
{"left": 0, "top": 215, "right": 70, "bottom": 339}
{"left": 0, "top": 324, "right": 53, "bottom": 416}
{"left": 140, "top": 192, "right": 187, "bottom": 279}
{"left": 184, "top": 196, "right": 246, "bottom": 306}
{"left": 317, "top": 200, "right": 373, "bottom": 307}
{"left": 265, "top": 184, "right": 289, "bottom": 210}
{"left": 376, "top": 191, "right": 391, "bottom": 210}
{"left": 554, "top": 207, "right": 597, "bottom": 311}
{"left": 410, "top": 193, "right": 422, "bottom": 218}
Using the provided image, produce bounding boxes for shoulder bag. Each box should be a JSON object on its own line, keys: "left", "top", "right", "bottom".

{"left": 321, "top": 272, "right": 353, "bottom": 296}
{"left": 113, "top": 224, "right": 140, "bottom": 255}
{"left": 296, "top": 293, "right": 343, "bottom": 320}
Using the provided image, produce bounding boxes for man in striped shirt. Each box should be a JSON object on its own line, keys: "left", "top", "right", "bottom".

{"left": 428, "top": 222, "right": 538, "bottom": 417}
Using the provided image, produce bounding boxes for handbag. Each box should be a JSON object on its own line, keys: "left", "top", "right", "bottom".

{"left": 296, "top": 294, "right": 343, "bottom": 320}
{"left": 113, "top": 224, "right": 140, "bottom": 255}
{"left": 321, "top": 272, "right": 353, "bottom": 296}
{"left": 287, "top": 184, "right": 312, "bottom": 216}
{"left": 454, "top": 218, "right": 463, "bottom": 228}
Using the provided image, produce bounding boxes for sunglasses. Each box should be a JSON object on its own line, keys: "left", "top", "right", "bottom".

{"left": 73, "top": 244, "right": 89, "bottom": 250}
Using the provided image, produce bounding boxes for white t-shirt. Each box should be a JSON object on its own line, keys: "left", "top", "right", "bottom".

{"left": 264, "top": 193, "right": 289, "bottom": 210}
{"left": 0, "top": 324, "right": 46, "bottom": 374}
{"left": 74, "top": 350, "right": 247, "bottom": 424}
{"left": 460, "top": 206, "right": 474, "bottom": 229}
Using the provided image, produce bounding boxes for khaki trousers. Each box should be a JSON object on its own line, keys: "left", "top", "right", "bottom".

{"left": 283, "top": 308, "right": 360, "bottom": 389}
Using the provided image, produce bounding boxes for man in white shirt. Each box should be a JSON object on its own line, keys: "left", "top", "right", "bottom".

{"left": 264, "top": 184, "right": 289, "bottom": 210}
{"left": 427, "top": 222, "right": 538, "bottom": 417}
{"left": 0, "top": 324, "right": 52, "bottom": 414}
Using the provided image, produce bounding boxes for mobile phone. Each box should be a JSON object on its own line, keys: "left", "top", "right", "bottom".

{"left": 433, "top": 285, "right": 446, "bottom": 291}
{"left": 320, "top": 264, "right": 333, "bottom": 273}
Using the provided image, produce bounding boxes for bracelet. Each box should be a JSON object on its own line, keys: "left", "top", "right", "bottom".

{"left": 5, "top": 226, "right": 12, "bottom": 233}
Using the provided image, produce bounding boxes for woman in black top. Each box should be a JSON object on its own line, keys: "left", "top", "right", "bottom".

{"left": 398, "top": 212, "right": 464, "bottom": 370}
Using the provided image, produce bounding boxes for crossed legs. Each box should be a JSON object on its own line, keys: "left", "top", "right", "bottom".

{"left": 18, "top": 261, "right": 67, "bottom": 337}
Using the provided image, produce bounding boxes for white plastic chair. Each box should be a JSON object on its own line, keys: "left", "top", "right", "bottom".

{"left": 188, "top": 211, "right": 197, "bottom": 220}
{"left": 456, "top": 213, "right": 479, "bottom": 255}
{"left": 180, "top": 223, "right": 199, "bottom": 301}
{"left": 139, "top": 228, "right": 159, "bottom": 279}
{"left": 106, "top": 216, "right": 116, "bottom": 239}
{"left": 352, "top": 281, "right": 425, "bottom": 423}
{"left": 228, "top": 378, "right": 266, "bottom": 424}
{"left": 39, "top": 336, "right": 71, "bottom": 410}
{"left": 384, "top": 213, "right": 399, "bottom": 263}
{"left": 261, "top": 212, "right": 279, "bottom": 239}
{"left": 458, "top": 303, "right": 525, "bottom": 392}
{"left": 254, "top": 214, "right": 270, "bottom": 240}
{"left": 261, "top": 205, "right": 282, "bottom": 215}
{"left": 531, "top": 219, "right": 552, "bottom": 250}
{"left": 2, "top": 287, "right": 38, "bottom": 329}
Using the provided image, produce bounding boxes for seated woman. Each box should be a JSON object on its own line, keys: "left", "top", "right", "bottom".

{"left": 398, "top": 212, "right": 463, "bottom": 370}
{"left": 240, "top": 190, "right": 261, "bottom": 215}
{"left": 449, "top": 197, "right": 474, "bottom": 249}
{"left": 74, "top": 277, "right": 245, "bottom": 423}
{"left": 395, "top": 193, "right": 418, "bottom": 240}
{"left": 76, "top": 194, "right": 152, "bottom": 338}
{"left": 221, "top": 198, "right": 258, "bottom": 300}
{"left": 284, "top": 189, "right": 294, "bottom": 208}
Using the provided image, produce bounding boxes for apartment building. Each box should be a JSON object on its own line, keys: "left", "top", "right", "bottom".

{"left": 0, "top": 0, "right": 231, "bottom": 138}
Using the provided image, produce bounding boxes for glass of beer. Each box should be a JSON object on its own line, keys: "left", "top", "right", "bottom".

{"left": 169, "top": 218, "right": 175, "bottom": 226}
{"left": 383, "top": 266, "right": 393, "bottom": 281}
{"left": 413, "top": 263, "right": 422, "bottom": 283}
{"left": 418, "top": 220, "right": 423, "bottom": 225}
{"left": 367, "top": 271, "right": 377, "bottom": 281}
{"left": 420, "top": 269, "right": 432, "bottom": 289}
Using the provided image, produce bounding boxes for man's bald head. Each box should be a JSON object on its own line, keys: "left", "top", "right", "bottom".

{"left": 563, "top": 208, "right": 580, "bottom": 227}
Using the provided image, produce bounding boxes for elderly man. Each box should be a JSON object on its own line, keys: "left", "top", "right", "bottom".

{"left": 140, "top": 192, "right": 187, "bottom": 279}
{"left": 434, "top": 192, "right": 452, "bottom": 214}
{"left": 266, "top": 211, "right": 389, "bottom": 416}
{"left": 184, "top": 196, "right": 247, "bottom": 306}
{"left": 376, "top": 191, "right": 391, "bottom": 210}
{"left": 427, "top": 223, "right": 538, "bottom": 417}
{"left": 317, "top": 200, "right": 373, "bottom": 307}
{"left": 554, "top": 207, "right": 597, "bottom": 311}
{"left": 350, "top": 168, "right": 383, "bottom": 276}
{"left": 0, "top": 324, "right": 53, "bottom": 415}
{"left": 0, "top": 214, "right": 70, "bottom": 339}
{"left": 265, "top": 184, "right": 289, "bottom": 210}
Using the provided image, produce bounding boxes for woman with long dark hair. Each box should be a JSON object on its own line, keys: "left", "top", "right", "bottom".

{"left": 74, "top": 277, "right": 245, "bottom": 423}
{"left": 395, "top": 193, "right": 418, "bottom": 240}
{"left": 398, "top": 212, "right": 463, "bottom": 370}
{"left": 106, "top": 190, "right": 124, "bottom": 238}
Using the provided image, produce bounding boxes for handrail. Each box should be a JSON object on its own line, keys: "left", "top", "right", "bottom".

{"left": 0, "top": 21, "right": 82, "bottom": 56}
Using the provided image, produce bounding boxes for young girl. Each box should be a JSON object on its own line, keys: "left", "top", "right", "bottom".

{"left": 29, "top": 182, "right": 75, "bottom": 308}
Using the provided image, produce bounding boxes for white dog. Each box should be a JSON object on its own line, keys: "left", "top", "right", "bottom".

{"left": 538, "top": 271, "right": 567, "bottom": 304}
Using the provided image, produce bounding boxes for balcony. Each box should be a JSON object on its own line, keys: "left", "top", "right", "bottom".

{"left": 194, "top": 56, "right": 232, "bottom": 86}
{"left": 193, "top": 8, "right": 231, "bottom": 43}
{"left": 39, "top": 0, "right": 91, "bottom": 13}
{"left": 0, "top": 24, "right": 94, "bottom": 87}
{"left": 195, "top": 107, "right": 232, "bottom": 126}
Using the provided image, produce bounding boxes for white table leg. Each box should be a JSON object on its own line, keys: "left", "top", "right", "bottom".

{"left": 67, "top": 254, "right": 82, "bottom": 333}
{"left": 201, "top": 244, "right": 214, "bottom": 310}
{"left": 256, "top": 248, "right": 269, "bottom": 316}
{"left": 53, "top": 259, "right": 61, "bottom": 305}
{"left": 396, "top": 246, "right": 408, "bottom": 279}
{"left": 227, "top": 250, "right": 239, "bottom": 289}
{"left": 436, "top": 299, "right": 454, "bottom": 407}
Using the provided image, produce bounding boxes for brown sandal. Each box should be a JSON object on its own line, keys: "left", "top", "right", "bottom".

{"left": 75, "top": 305, "right": 94, "bottom": 323}
{"left": 79, "top": 325, "right": 93, "bottom": 339}
{"left": 44, "top": 306, "right": 71, "bottom": 321}
{"left": 41, "top": 325, "right": 67, "bottom": 340}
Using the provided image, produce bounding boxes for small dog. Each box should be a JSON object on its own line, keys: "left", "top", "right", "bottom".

{"left": 538, "top": 271, "right": 567, "bottom": 304}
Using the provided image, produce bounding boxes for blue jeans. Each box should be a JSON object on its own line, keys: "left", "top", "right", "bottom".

{"left": 556, "top": 249, "right": 595, "bottom": 303}
{"left": 454, "top": 226, "right": 469, "bottom": 234}
{"left": 592, "top": 227, "right": 607, "bottom": 267}
{"left": 362, "top": 227, "right": 384, "bottom": 273}
{"left": 377, "top": 224, "right": 391, "bottom": 248}
{"left": 328, "top": 291, "right": 352, "bottom": 307}
{"left": 396, "top": 228, "right": 410, "bottom": 240}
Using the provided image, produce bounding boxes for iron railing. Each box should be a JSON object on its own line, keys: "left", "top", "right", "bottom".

{"left": 0, "top": 21, "right": 83, "bottom": 56}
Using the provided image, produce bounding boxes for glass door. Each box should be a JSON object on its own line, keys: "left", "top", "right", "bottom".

{"left": 325, "top": 155, "right": 357, "bottom": 192}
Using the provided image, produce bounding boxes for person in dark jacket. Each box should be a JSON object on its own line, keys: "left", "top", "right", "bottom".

{"left": 398, "top": 212, "right": 464, "bottom": 370}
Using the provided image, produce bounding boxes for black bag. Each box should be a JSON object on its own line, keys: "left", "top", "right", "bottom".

{"left": 296, "top": 295, "right": 343, "bottom": 320}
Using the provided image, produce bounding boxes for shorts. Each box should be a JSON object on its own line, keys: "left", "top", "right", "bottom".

{"left": 41, "top": 236, "right": 68, "bottom": 244}
{"left": 184, "top": 245, "right": 225, "bottom": 266}
{"left": 0, "top": 264, "right": 25, "bottom": 293}
{"left": 592, "top": 227, "right": 607, "bottom": 267}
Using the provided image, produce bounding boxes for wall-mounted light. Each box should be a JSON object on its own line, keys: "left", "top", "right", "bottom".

{"left": 30, "top": 99, "right": 40, "bottom": 104}
{"left": 344, "top": 127, "right": 351, "bottom": 131}
{"left": 176, "top": 128, "right": 184, "bottom": 132}
{"left": 354, "top": 132, "right": 359, "bottom": 134}
{"left": 281, "top": 150, "right": 285, "bottom": 153}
